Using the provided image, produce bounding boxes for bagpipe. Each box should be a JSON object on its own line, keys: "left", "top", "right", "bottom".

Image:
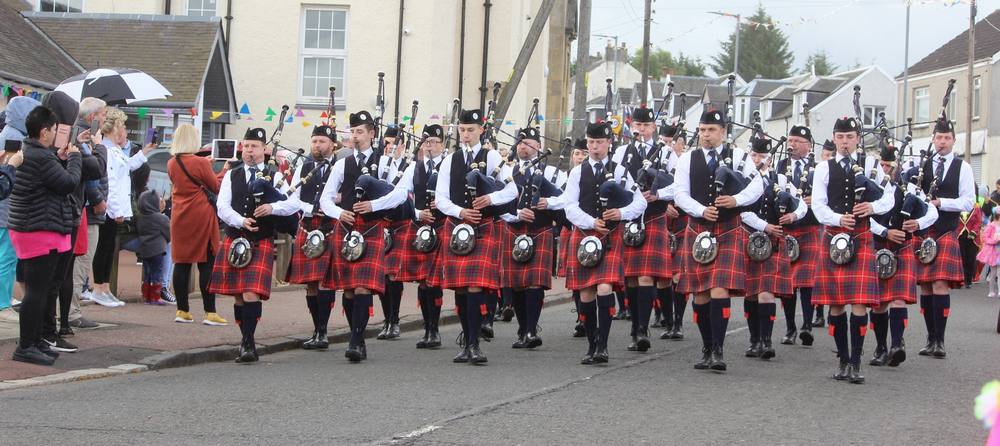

{"left": 227, "top": 165, "right": 300, "bottom": 268}
{"left": 576, "top": 160, "right": 637, "bottom": 268}
{"left": 412, "top": 99, "right": 460, "bottom": 254}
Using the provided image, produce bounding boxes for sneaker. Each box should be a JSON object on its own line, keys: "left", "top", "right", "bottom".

{"left": 174, "top": 310, "right": 194, "bottom": 323}
{"left": 91, "top": 291, "right": 122, "bottom": 308}
{"left": 12, "top": 345, "right": 55, "bottom": 366}
{"left": 80, "top": 289, "right": 95, "bottom": 302}
{"left": 11, "top": 298, "right": 21, "bottom": 310}
{"left": 42, "top": 335, "right": 79, "bottom": 353}
{"left": 0, "top": 307, "right": 19, "bottom": 324}
{"left": 159, "top": 288, "right": 177, "bottom": 305}
{"left": 202, "top": 313, "right": 228, "bottom": 326}
{"left": 105, "top": 292, "right": 125, "bottom": 307}
{"left": 59, "top": 326, "right": 74, "bottom": 337}
{"left": 69, "top": 317, "right": 100, "bottom": 329}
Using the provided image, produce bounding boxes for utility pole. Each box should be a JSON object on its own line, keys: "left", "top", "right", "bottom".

{"left": 965, "top": 0, "right": 976, "bottom": 163}
{"left": 495, "top": 0, "right": 556, "bottom": 122}
{"left": 544, "top": 0, "right": 571, "bottom": 141}
{"left": 571, "top": 0, "right": 591, "bottom": 139}
{"left": 593, "top": 34, "right": 620, "bottom": 100}
{"left": 901, "top": 3, "right": 910, "bottom": 139}
{"left": 639, "top": 0, "right": 652, "bottom": 105}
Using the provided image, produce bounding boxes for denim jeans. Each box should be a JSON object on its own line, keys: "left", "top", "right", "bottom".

{"left": 0, "top": 228, "right": 16, "bottom": 310}
{"left": 141, "top": 253, "right": 165, "bottom": 286}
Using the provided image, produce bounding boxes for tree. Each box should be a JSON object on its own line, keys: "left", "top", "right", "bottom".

{"left": 801, "top": 51, "right": 838, "bottom": 76}
{"left": 710, "top": 5, "right": 793, "bottom": 79}
{"left": 631, "top": 47, "right": 707, "bottom": 77}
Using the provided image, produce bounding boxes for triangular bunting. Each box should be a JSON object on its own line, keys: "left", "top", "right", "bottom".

{"left": 189, "top": 108, "right": 198, "bottom": 117}
{"left": 162, "top": 108, "right": 174, "bottom": 116}
{"left": 285, "top": 115, "right": 294, "bottom": 123}
{"left": 264, "top": 115, "right": 273, "bottom": 122}
{"left": 239, "top": 103, "right": 251, "bottom": 114}
{"left": 265, "top": 106, "right": 276, "bottom": 116}
{"left": 301, "top": 121, "right": 312, "bottom": 128}
{"left": 210, "top": 111, "right": 223, "bottom": 120}
{"left": 320, "top": 111, "right": 329, "bottom": 119}
{"left": 136, "top": 108, "right": 149, "bottom": 121}
{"left": 294, "top": 107, "right": 305, "bottom": 118}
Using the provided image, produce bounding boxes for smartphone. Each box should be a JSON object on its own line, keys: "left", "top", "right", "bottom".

{"left": 4, "top": 140, "right": 21, "bottom": 153}
{"left": 144, "top": 128, "right": 158, "bottom": 146}
{"left": 211, "top": 139, "right": 238, "bottom": 161}
{"left": 53, "top": 123, "right": 72, "bottom": 150}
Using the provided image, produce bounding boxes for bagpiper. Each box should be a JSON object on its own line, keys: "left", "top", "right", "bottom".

{"left": 376, "top": 126, "right": 406, "bottom": 340}
{"left": 657, "top": 122, "right": 689, "bottom": 341}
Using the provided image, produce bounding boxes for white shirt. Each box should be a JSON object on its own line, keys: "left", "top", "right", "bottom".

{"left": 870, "top": 183, "right": 939, "bottom": 236}
{"left": 288, "top": 156, "right": 335, "bottom": 217}
{"left": 929, "top": 151, "right": 976, "bottom": 213}
{"left": 810, "top": 151, "right": 896, "bottom": 228}
{"left": 434, "top": 143, "right": 518, "bottom": 219}
{"left": 673, "top": 145, "right": 765, "bottom": 218}
{"left": 563, "top": 156, "right": 647, "bottom": 230}
{"left": 217, "top": 162, "right": 299, "bottom": 229}
{"left": 318, "top": 147, "right": 406, "bottom": 220}
{"left": 104, "top": 138, "right": 148, "bottom": 219}
{"left": 499, "top": 161, "right": 563, "bottom": 223}
{"left": 740, "top": 172, "right": 809, "bottom": 231}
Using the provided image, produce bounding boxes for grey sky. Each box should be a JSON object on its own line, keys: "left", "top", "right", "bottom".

{"left": 587, "top": 0, "right": 999, "bottom": 77}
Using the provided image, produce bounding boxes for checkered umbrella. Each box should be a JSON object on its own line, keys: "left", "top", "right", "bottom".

{"left": 55, "top": 68, "right": 171, "bottom": 105}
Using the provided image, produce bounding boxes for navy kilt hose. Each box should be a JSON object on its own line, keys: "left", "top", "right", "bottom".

{"left": 437, "top": 217, "right": 502, "bottom": 290}
{"left": 285, "top": 216, "right": 333, "bottom": 284}
{"left": 322, "top": 217, "right": 388, "bottom": 294}
{"left": 812, "top": 222, "right": 880, "bottom": 306}
{"left": 390, "top": 221, "right": 440, "bottom": 283}
{"left": 622, "top": 212, "right": 672, "bottom": 280}
{"left": 500, "top": 223, "right": 556, "bottom": 290}
{"left": 744, "top": 228, "right": 794, "bottom": 297}
{"left": 914, "top": 230, "right": 965, "bottom": 288}
{"left": 876, "top": 238, "right": 918, "bottom": 304}
{"left": 565, "top": 226, "right": 625, "bottom": 291}
{"left": 555, "top": 226, "right": 570, "bottom": 278}
{"left": 670, "top": 214, "right": 688, "bottom": 274}
{"left": 676, "top": 217, "right": 747, "bottom": 295}
{"left": 786, "top": 225, "right": 821, "bottom": 288}
{"left": 209, "top": 237, "right": 276, "bottom": 300}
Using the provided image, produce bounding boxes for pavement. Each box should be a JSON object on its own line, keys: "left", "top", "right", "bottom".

{"left": 0, "top": 284, "right": 996, "bottom": 445}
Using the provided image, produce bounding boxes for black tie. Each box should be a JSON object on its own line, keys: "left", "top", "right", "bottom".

{"left": 594, "top": 162, "right": 604, "bottom": 179}
{"left": 793, "top": 160, "right": 803, "bottom": 187}
{"left": 841, "top": 157, "right": 852, "bottom": 174}
{"left": 465, "top": 150, "right": 473, "bottom": 167}
{"left": 247, "top": 167, "right": 258, "bottom": 183}
{"left": 708, "top": 150, "right": 718, "bottom": 172}
{"left": 935, "top": 156, "right": 945, "bottom": 182}
{"left": 357, "top": 153, "right": 366, "bottom": 168}
{"left": 523, "top": 162, "right": 532, "bottom": 178}
{"left": 426, "top": 159, "right": 434, "bottom": 174}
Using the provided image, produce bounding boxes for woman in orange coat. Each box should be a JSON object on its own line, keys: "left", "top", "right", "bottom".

{"left": 167, "top": 124, "right": 228, "bottom": 326}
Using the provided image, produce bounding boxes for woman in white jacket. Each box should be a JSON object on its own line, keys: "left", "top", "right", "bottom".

{"left": 90, "top": 108, "right": 154, "bottom": 306}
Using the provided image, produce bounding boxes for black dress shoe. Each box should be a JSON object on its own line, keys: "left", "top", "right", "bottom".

{"left": 780, "top": 330, "right": 796, "bottom": 345}
{"left": 671, "top": 326, "right": 684, "bottom": 340}
{"left": 480, "top": 323, "right": 495, "bottom": 340}
{"left": 594, "top": 346, "right": 609, "bottom": 363}
{"left": 869, "top": 346, "right": 888, "bottom": 366}
{"left": 918, "top": 338, "right": 935, "bottom": 356}
{"left": 635, "top": 331, "right": 651, "bottom": 352}
{"left": 302, "top": 331, "right": 319, "bottom": 350}
{"left": 573, "top": 322, "right": 586, "bottom": 338}
{"left": 511, "top": 334, "right": 527, "bottom": 349}
{"left": 848, "top": 363, "right": 865, "bottom": 384}
{"left": 12, "top": 345, "right": 55, "bottom": 366}
{"left": 313, "top": 332, "right": 329, "bottom": 350}
{"left": 833, "top": 360, "right": 849, "bottom": 380}
{"left": 388, "top": 322, "right": 401, "bottom": 339}
{"left": 659, "top": 329, "right": 672, "bottom": 340}
{"left": 812, "top": 315, "right": 825, "bottom": 328}
{"left": 524, "top": 334, "right": 543, "bottom": 349}
{"left": 237, "top": 341, "right": 257, "bottom": 363}
{"left": 745, "top": 342, "right": 761, "bottom": 358}
{"left": 376, "top": 322, "right": 390, "bottom": 340}
{"left": 627, "top": 337, "right": 638, "bottom": 352}
{"left": 416, "top": 329, "right": 430, "bottom": 349}
{"left": 59, "top": 326, "right": 74, "bottom": 337}
{"left": 469, "top": 345, "right": 488, "bottom": 364}
{"left": 451, "top": 346, "right": 472, "bottom": 364}
{"left": 501, "top": 305, "right": 515, "bottom": 322}
{"left": 799, "top": 329, "right": 814, "bottom": 346}
{"left": 345, "top": 345, "right": 365, "bottom": 362}
{"left": 931, "top": 340, "right": 946, "bottom": 358}
{"left": 759, "top": 340, "right": 775, "bottom": 360}
{"left": 580, "top": 352, "right": 596, "bottom": 365}
{"left": 694, "top": 348, "right": 712, "bottom": 369}
{"left": 709, "top": 348, "right": 727, "bottom": 371}
{"left": 359, "top": 343, "right": 368, "bottom": 360}
{"left": 426, "top": 329, "right": 442, "bottom": 349}
{"left": 887, "top": 346, "right": 906, "bottom": 367}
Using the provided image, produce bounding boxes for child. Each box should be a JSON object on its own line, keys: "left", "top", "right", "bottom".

{"left": 137, "top": 189, "right": 170, "bottom": 305}
{"left": 977, "top": 209, "right": 1000, "bottom": 298}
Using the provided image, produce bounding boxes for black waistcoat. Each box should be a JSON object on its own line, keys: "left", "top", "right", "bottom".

{"left": 448, "top": 147, "right": 490, "bottom": 209}
{"left": 689, "top": 148, "right": 738, "bottom": 222}
{"left": 826, "top": 158, "right": 857, "bottom": 215}
{"left": 748, "top": 171, "right": 779, "bottom": 225}
{"left": 578, "top": 160, "right": 617, "bottom": 220}
{"left": 920, "top": 156, "right": 962, "bottom": 232}
{"left": 339, "top": 150, "right": 381, "bottom": 211}
{"left": 777, "top": 157, "right": 818, "bottom": 227}
{"left": 228, "top": 166, "right": 275, "bottom": 240}
{"left": 299, "top": 159, "right": 334, "bottom": 210}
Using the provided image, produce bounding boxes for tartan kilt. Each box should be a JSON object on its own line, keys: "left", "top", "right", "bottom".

{"left": 812, "top": 224, "right": 880, "bottom": 306}
{"left": 500, "top": 224, "right": 555, "bottom": 289}
{"left": 876, "top": 238, "right": 918, "bottom": 304}
{"left": 390, "top": 221, "right": 440, "bottom": 283}
{"left": 786, "top": 224, "right": 821, "bottom": 288}
{"left": 209, "top": 237, "right": 275, "bottom": 300}
{"left": 675, "top": 217, "right": 746, "bottom": 295}
{"left": 555, "top": 226, "right": 571, "bottom": 277}
{"left": 914, "top": 230, "right": 964, "bottom": 288}
{"left": 285, "top": 216, "right": 333, "bottom": 284}
{"left": 744, "top": 227, "right": 794, "bottom": 297}
{"left": 322, "top": 218, "right": 387, "bottom": 294}
{"left": 565, "top": 226, "right": 625, "bottom": 291}
{"left": 670, "top": 215, "right": 688, "bottom": 274}
{"left": 382, "top": 219, "right": 411, "bottom": 271}
{"left": 437, "top": 218, "right": 502, "bottom": 290}
{"left": 622, "top": 213, "right": 672, "bottom": 280}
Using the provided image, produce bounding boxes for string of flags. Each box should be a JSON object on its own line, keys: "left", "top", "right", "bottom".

{"left": 714, "top": 0, "right": 971, "bottom": 31}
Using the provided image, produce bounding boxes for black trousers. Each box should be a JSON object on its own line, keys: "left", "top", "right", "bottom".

{"left": 959, "top": 233, "right": 980, "bottom": 285}
{"left": 92, "top": 219, "right": 118, "bottom": 284}
{"left": 19, "top": 250, "right": 72, "bottom": 348}
{"left": 172, "top": 245, "right": 217, "bottom": 313}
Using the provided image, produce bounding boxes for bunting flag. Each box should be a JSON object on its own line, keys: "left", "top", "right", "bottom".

{"left": 428, "top": 114, "right": 441, "bottom": 120}
{"left": 239, "top": 102, "right": 251, "bottom": 114}
{"left": 320, "top": 111, "right": 329, "bottom": 119}
{"left": 285, "top": 114, "right": 294, "bottom": 123}
{"left": 136, "top": 108, "right": 149, "bottom": 121}
{"left": 265, "top": 106, "right": 277, "bottom": 117}
{"left": 210, "top": 111, "right": 223, "bottom": 120}
{"left": 189, "top": 107, "right": 198, "bottom": 117}
{"left": 294, "top": 107, "right": 305, "bottom": 118}
{"left": 162, "top": 108, "right": 174, "bottom": 116}
{"left": 301, "top": 121, "right": 312, "bottom": 128}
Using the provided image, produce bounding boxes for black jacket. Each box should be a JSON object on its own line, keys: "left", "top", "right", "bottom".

{"left": 136, "top": 189, "right": 170, "bottom": 258}
{"left": 7, "top": 138, "right": 82, "bottom": 234}
{"left": 40, "top": 93, "right": 105, "bottom": 228}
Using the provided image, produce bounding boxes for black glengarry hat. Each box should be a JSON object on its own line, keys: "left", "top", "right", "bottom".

{"left": 244, "top": 127, "right": 267, "bottom": 144}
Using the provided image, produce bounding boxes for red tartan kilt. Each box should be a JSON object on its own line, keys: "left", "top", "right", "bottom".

{"left": 622, "top": 213, "right": 672, "bottom": 280}
{"left": 914, "top": 230, "right": 964, "bottom": 288}
{"left": 565, "top": 226, "right": 625, "bottom": 291}
{"left": 322, "top": 219, "right": 387, "bottom": 294}
{"left": 555, "top": 226, "right": 570, "bottom": 277}
{"left": 382, "top": 219, "right": 410, "bottom": 268}
{"left": 670, "top": 215, "right": 688, "bottom": 274}
{"left": 285, "top": 222, "right": 333, "bottom": 284}
{"left": 208, "top": 237, "right": 275, "bottom": 299}
{"left": 500, "top": 224, "right": 555, "bottom": 289}
{"left": 744, "top": 228, "right": 794, "bottom": 297}
{"left": 391, "top": 221, "right": 439, "bottom": 283}
{"left": 812, "top": 225, "right": 880, "bottom": 306}
{"left": 676, "top": 218, "right": 746, "bottom": 295}
{"left": 876, "top": 238, "right": 918, "bottom": 304}
{"left": 786, "top": 225, "right": 821, "bottom": 288}
{"left": 437, "top": 218, "right": 502, "bottom": 290}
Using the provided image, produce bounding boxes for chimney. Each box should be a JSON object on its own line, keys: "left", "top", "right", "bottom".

{"left": 661, "top": 67, "right": 673, "bottom": 78}
{"left": 606, "top": 41, "right": 615, "bottom": 62}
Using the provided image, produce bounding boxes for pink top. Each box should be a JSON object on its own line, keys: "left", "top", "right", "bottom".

{"left": 9, "top": 230, "right": 71, "bottom": 260}
{"left": 977, "top": 223, "right": 1000, "bottom": 266}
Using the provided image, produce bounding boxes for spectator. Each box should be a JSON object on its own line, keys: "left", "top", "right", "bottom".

{"left": 136, "top": 189, "right": 170, "bottom": 305}
{"left": 985, "top": 179, "right": 1000, "bottom": 220}
{"left": 69, "top": 97, "right": 108, "bottom": 329}
{"left": 90, "top": 108, "right": 154, "bottom": 307}
{"left": 8, "top": 105, "right": 81, "bottom": 365}
{"left": 167, "top": 124, "right": 227, "bottom": 325}
{"left": 979, "top": 209, "right": 1000, "bottom": 298}
{"left": 0, "top": 96, "right": 38, "bottom": 324}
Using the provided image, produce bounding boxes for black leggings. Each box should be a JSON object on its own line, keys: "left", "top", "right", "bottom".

{"left": 92, "top": 219, "right": 118, "bottom": 284}
{"left": 172, "top": 246, "right": 216, "bottom": 313}
{"left": 19, "top": 251, "right": 72, "bottom": 349}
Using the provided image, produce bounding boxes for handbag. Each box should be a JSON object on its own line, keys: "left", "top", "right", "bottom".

{"left": 175, "top": 155, "right": 217, "bottom": 210}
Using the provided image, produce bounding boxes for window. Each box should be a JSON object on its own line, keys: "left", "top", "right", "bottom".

{"left": 914, "top": 87, "right": 929, "bottom": 122}
{"left": 863, "top": 105, "right": 886, "bottom": 127}
{"left": 186, "top": 0, "right": 216, "bottom": 17}
{"left": 37, "top": 0, "right": 82, "bottom": 12}
{"left": 737, "top": 98, "right": 747, "bottom": 125}
{"left": 946, "top": 87, "right": 958, "bottom": 120}
{"left": 973, "top": 76, "right": 981, "bottom": 119}
{"left": 299, "top": 8, "right": 348, "bottom": 103}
